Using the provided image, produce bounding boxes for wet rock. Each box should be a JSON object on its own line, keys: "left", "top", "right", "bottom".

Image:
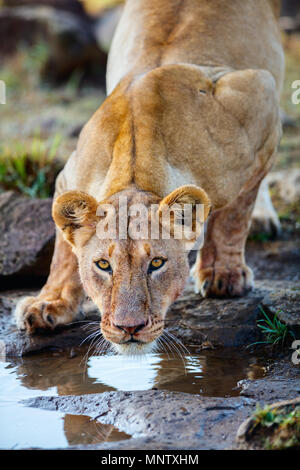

{"left": 238, "top": 378, "right": 300, "bottom": 402}
{"left": 0, "top": 291, "right": 99, "bottom": 357}
{"left": 23, "top": 390, "right": 255, "bottom": 450}
{"left": 238, "top": 356, "right": 300, "bottom": 403}
{"left": 0, "top": 191, "right": 55, "bottom": 280}
{"left": 165, "top": 279, "right": 300, "bottom": 348}
{"left": 165, "top": 282, "right": 261, "bottom": 347}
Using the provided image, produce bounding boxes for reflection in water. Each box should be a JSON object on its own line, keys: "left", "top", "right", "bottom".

{"left": 5, "top": 349, "right": 265, "bottom": 396}
{"left": 63, "top": 415, "right": 130, "bottom": 446}
{"left": 0, "top": 348, "right": 266, "bottom": 449}
{"left": 87, "top": 352, "right": 265, "bottom": 395}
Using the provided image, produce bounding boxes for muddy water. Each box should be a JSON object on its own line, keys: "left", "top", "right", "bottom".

{"left": 0, "top": 348, "right": 265, "bottom": 449}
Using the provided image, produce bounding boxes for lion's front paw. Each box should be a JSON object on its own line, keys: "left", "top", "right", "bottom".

{"left": 15, "top": 296, "right": 74, "bottom": 334}
{"left": 192, "top": 265, "right": 254, "bottom": 298}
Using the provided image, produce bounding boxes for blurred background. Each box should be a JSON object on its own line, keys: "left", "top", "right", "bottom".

{"left": 0, "top": 0, "right": 299, "bottom": 235}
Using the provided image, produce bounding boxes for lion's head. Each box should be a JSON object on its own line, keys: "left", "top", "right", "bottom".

{"left": 53, "top": 185, "right": 210, "bottom": 354}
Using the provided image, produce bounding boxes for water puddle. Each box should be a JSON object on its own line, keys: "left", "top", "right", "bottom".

{"left": 0, "top": 348, "right": 266, "bottom": 449}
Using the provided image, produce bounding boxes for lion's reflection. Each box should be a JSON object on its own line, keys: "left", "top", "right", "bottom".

{"left": 63, "top": 414, "right": 130, "bottom": 445}
{"left": 8, "top": 348, "right": 265, "bottom": 397}
{"left": 4, "top": 348, "right": 265, "bottom": 445}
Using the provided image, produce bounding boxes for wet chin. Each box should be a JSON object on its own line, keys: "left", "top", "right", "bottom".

{"left": 111, "top": 340, "right": 157, "bottom": 356}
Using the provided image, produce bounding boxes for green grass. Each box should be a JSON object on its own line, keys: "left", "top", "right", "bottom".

{"left": 251, "top": 403, "right": 300, "bottom": 450}
{"left": 0, "top": 134, "right": 63, "bottom": 198}
{"left": 253, "top": 403, "right": 299, "bottom": 428}
{"left": 1, "top": 41, "right": 51, "bottom": 94}
{"left": 251, "top": 305, "right": 295, "bottom": 347}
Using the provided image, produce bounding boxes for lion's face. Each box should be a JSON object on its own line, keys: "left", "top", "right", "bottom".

{"left": 53, "top": 186, "right": 210, "bottom": 355}
{"left": 78, "top": 235, "right": 189, "bottom": 354}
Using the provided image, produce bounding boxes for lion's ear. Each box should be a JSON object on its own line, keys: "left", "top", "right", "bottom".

{"left": 158, "top": 185, "right": 211, "bottom": 244}
{"left": 52, "top": 191, "right": 98, "bottom": 246}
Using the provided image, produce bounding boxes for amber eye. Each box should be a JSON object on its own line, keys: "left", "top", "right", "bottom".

{"left": 95, "top": 259, "right": 111, "bottom": 272}
{"left": 148, "top": 258, "right": 165, "bottom": 273}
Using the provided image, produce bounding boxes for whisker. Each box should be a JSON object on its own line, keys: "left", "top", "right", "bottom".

{"left": 80, "top": 331, "right": 103, "bottom": 374}
{"left": 164, "top": 330, "right": 191, "bottom": 356}
{"left": 65, "top": 319, "right": 99, "bottom": 327}
{"left": 161, "top": 331, "right": 187, "bottom": 371}
{"left": 155, "top": 336, "right": 166, "bottom": 356}
{"left": 94, "top": 336, "right": 112, "bottom": 356}
{"left": 79, "top": 328, "right": 101, "bottom": 347}
{"left": 158, "top": 335, "right": 173, "bottom": 359}
{"left": 80, "top": 321, "right": 100, "bottom": 331}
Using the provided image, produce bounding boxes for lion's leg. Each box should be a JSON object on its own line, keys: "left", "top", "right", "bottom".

{"left": 15, "top": 230, "right": 84, "bottom": 333}
{"left": 192, "top": 174, "right": 265, "bottom": 298}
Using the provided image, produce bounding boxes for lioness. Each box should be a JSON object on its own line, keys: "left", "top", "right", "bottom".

{"left": 16, "top": 0, "right": 284, "bottom": 354}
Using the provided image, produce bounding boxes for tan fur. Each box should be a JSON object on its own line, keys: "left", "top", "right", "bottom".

{"left": 15, "top": 0, "right": 283, "bottom": 354}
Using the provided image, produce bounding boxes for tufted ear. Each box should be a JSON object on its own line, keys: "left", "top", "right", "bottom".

{"left": 52, "top": 191, "right": 98, "bottom": 246}
{"left": 158, "top": 185, "right": 211, "bottom": 244}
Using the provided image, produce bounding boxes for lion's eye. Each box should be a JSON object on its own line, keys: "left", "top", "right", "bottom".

{"left": 148, "top": 258, "right": 165, "bottom": 273}
{"left": 95, "top": 259, "right": 111, "bottom": 272}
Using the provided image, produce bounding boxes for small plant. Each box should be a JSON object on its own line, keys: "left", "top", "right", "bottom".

{"left": 251, "top": 305, "right": 295, "bottom": 347}
{"left": 253, "top": 404, "right": 284, "bottom": 427}
{"left": 251, "top": 403, "right": 300, "bottom": 450}
{"left": 0, "top": 134, "right": 63, "bottom": 198}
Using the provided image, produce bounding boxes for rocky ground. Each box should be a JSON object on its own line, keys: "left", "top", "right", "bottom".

{"left": 21, "top": 359, "right": 299, "bottom": 450}
{"left": 0, "top": 0, "right": 299, "bottom": 451}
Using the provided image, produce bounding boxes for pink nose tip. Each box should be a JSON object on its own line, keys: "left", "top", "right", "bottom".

{"left": 114, "top": 322, "right": 147, "bottom": 335}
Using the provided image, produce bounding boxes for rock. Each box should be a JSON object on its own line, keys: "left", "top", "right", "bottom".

{"left": 0, "top": 5, "right": 106, "bottom": 81}
{"left": 166, "top": 279, "right": 300, "bottom": 348}
{"left": 23, "top": 390, "right": 255, "bottom": 450}
{"left": 238, "top": 378, "right": 300, "bottom": 402}
{"left": 165, "top": 283, "right": 262, "bottom": 347}
{"left": 267, "top": 168, "right": 300, "bottom": 205}
{"left": 237, "top": 355, "right": 300, "bottom": 401}
{"left": 247, "top": 240, "right": 300, "bottom": 282}
{"left": 237, "top": 357, "right": 300, "bottom": 404}
{"left": 261, "top": 282, "right": 300, "bottom": 337}
{"left": 236, "top": 397, "right": 300, "bottom": 450}
{"left": 0, "top": 191, "right": 55, "bottom": 280}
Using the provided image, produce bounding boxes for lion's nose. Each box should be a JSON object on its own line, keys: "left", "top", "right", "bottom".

{"left": 114, "top": 321, "right": 147, "bottom": 335}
